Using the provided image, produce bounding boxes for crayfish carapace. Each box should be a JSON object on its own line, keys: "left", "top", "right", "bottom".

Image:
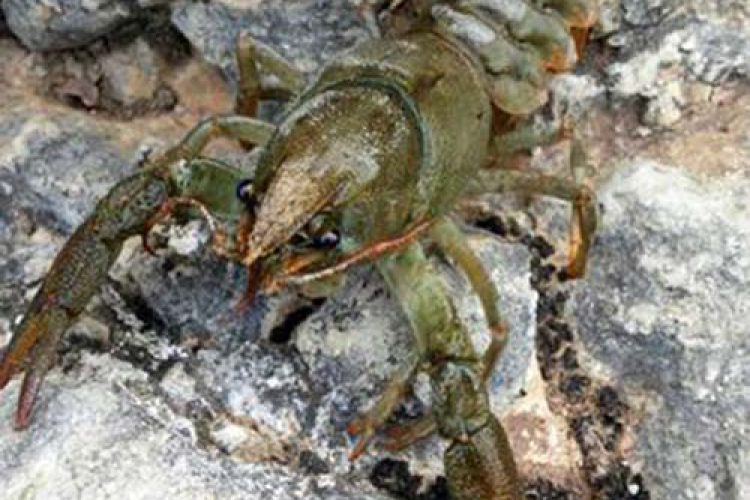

{"left": 1, "top": 1, "right": 599, "bottom": 498}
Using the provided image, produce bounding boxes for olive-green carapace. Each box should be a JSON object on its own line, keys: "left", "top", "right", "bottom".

{"left": 1, "top": 2, "right": 599, "bottom": 498}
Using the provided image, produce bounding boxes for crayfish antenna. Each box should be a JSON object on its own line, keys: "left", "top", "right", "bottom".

{"left": 273, "top": 218, "right": 434, "bottom": 290}
{"left": 234, "top": 260, "right": 263, "bottom": 313}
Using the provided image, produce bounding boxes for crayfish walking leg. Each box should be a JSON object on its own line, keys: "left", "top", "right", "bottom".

{"left": 469, "top": 134, "right": 599, "bottom": 279}
{"left": 351, "top": 215, "right": 514, "bottom": 454}
{"left": 379, "top": 243, "right": 521, "bottom": 500}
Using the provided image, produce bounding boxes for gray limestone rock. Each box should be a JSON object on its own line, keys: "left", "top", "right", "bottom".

{"left": 2, "top": 0, "right": 139, "bottom": 51}
{"left": 170, "top": 0, "right": 369, "bottom": 88}
{"left": 100, "top": 37, "right": 169, "bottom": 109}
{"left": 0, "top": 353, "right": 390, "bottom": 500}
{"left": 599, "top": 1, "right": 749, "bottom": 128}
{"left": 569, "top": 163, "right": 750, "bottom": 500}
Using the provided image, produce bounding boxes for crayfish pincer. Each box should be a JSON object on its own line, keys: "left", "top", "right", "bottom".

{"left": 1, "top": 1, "right": 599, "bottom": 498}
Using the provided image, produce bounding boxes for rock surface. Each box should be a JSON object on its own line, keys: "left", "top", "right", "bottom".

{"left": 598, "top": 0, "right": 750, "bottom": 128}
{"left": 170, "top": 0, "right": 370, "bottom": 88}
{"left": 570, "top": 163, "right": 750, "bottom": 500}
{"left": 0, "top": 354, "right": 391, "bottom": 500}
{"left": 2, "top": 0, "right": 147, "bottom": 51}
{"left": 0, "top": 0, "right": 748, "bottom": 499}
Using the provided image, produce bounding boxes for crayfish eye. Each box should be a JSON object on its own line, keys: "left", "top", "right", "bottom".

{"left": 312, "top": 230, "right": 340, "bottom": 249}
{"left": 306, "top": 213, "right": 340, "bottom": 249}
{"left": 235, "top": 178, "right": 255, "bottom": 207}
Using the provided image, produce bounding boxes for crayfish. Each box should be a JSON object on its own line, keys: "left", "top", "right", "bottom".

{"left": 1, "top": 1, "right": 599, "bottom": 498}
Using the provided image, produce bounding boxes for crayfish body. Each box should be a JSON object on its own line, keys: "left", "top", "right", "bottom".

{"left": 1, "top": 2, "right": 600, "bottom": 499}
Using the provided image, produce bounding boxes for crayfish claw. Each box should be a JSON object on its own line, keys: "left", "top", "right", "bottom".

{"left": 0, "top": 300, "right": 49, "bottom": 390}
{"left": 14, "top": 321, "right": 63, "bottom": 430}
{"left": 16, "top": 365, "right": 45, "bottom": 430}
{"left": 0, "top": 298, "right": 69, "bottom": 428}
{"left": 140, "top": 198, "right": 176, "bottom": 256}
{"left": 1, "top": 171, "right": 174, "bottom": 428}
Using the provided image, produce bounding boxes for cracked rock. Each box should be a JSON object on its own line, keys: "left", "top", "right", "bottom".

{"left": 0, "top": 353, "right": 389, "bottom": 499}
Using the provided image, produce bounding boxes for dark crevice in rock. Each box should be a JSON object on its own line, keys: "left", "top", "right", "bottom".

{"left": 521, "top": 234, "right": 556, "bottom": 259}
{"left": 58, "top": 331, "right": 109, "bottom": 377}
{"left": 38, "top": 6, "right": 191, "bottom": 119}
{"left": 474, "top": 215, "right": 509, "bottom": 238}
{"left": 0, "top": 11, "right": 9, "bottom": 38}
{"left": 113, "top": 339, "right": 179, "bottom": 381}
{"left": 590, "top": 464, "right": 649, "bottom": 500}
{"left": 577, "top": 36, "right": 620, "bottom": 81}
{"left": 114, "top": 284, "right": 168, "bottom": 335}
{"left": 481, "top": 213, "right": 651, "bottom": 499}
{"left": 269, "top": 298, "right": 326, "bottom": 344}
{"left": 473, "top": 213, "right": 523, "bottom": 239}
{"left": 297, "top": 449, "right": 330, "bottom": 475}
{"left": 524, "top": 478, "right": 578, "bottom": 499}
{"left": 96, "top": 280, "right": 185, "bottom": 382}
{"left": 370, "top": 458, "right": 450, "bottom": 500}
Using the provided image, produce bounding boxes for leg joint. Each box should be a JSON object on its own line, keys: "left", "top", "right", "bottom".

{"left": 429, "top": 358, "right": 491, "bottom": 442}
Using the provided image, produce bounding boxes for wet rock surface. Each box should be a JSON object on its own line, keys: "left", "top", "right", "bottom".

{"left": 0, "top": 0, "right": 748, "bottom": 499}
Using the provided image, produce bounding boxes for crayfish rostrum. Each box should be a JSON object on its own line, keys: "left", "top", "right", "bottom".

{"left": 1, "top": 1, "right": 599, "bottom": 498}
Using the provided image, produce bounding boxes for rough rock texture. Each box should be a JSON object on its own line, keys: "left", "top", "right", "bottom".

{"left": 1, "top": 0, "right": 155, "bottom": 51}
{"left": 0, "top": 0, "right": 749, "bottom": 499}
{"left": 31, "top": 9, "right": 189, "bottom": 117}
{"left": 569, "top": 163, "right": 750, "bottom": 500}
{"left": 170, "top": 0, "right": 370, "bottom": 88}
{"left": 98, "top": 37, "right": 172, "bottom": 109}
{"left": 596, "top": 0, "right": 750, "bottom": 128}
{"left": 0, "top": 354, "right": 391, "bottom": 500}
